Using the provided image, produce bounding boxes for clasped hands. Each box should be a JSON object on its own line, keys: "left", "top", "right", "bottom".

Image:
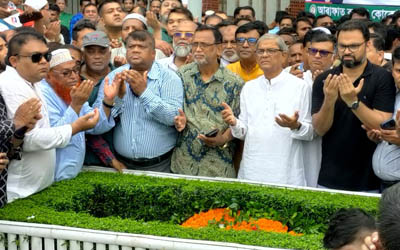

{"left": 323, "top": 73, "right": 364, "bottom": 107}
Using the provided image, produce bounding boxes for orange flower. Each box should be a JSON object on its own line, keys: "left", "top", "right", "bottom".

{"left": 181, "top": 208, "right": 302, "bottom": 236}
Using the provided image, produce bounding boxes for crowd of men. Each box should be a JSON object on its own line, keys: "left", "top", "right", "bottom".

{"left": 0, "top": 1, "right": 400, "bottom": 248}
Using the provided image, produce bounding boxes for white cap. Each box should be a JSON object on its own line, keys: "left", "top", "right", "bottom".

{"left": 123, "top": 13, "right": 147, "bottom": 29}
{"left": 205, "top": 10, "right": 215, "bottom": 16}
{"left": 50, "top": 49, "right": 73, "bottom": 68}
{"left": 24, "top": 0, "right": 48, "bottom": 11}
{"left": 312, "top": 27, "right": 331, "bottom": 35}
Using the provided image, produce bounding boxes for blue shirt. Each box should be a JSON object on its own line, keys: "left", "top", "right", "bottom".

{"left": 69, "top": 13, "right": 83, "bottom": 41}
{"left": 94, "top": 61, "right": 183, "bottom": 159}
{"left": 40, "top": 80, "right": 115, "bottom": 181}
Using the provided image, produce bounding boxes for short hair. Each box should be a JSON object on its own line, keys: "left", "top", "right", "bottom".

{"left": 385, "top": 26, "right": 400, "bottom": 51}
{"left": 80, "top": 0, "right": 90, "bottom": 6}
{"left": 83, "top": 3, "right": 97, "bottom": 13}
{"left": 378, "top": 183, "right": 400, "bottom": 250}
{"left": 275, "top": 11, "right": 289, "bottom": 23}
{"left": 391, "top": 11, "right": 400, "bottom": 25}
{"left": 253, "top": 20, "right": 269, "bottom": 36}
{"left": 296, "top": 11, "right": 315, "bottom": 22}
{"left": 308, "top": 30, "right": 337, "bottom": 49}
{"left": 233, "top": 17, "right": 251, "bottom": 26}
{"left": 278, "top": 27, "right": 296, "bottom": 36}
{"left": 98, "top": 0, "right": 122, "bottom": 16}
{"left": 337, "top": 19, "right": 370, "bottom": 42}
{"left": 6, "top": 31, "right": 47, "bottom": 66}
{"left": 215, "top": 20, "right": 235, "bottom": 31}
{"left": 235, "top": 22, "right": 263, "bottom": 38}
{"left": 256, "top": 33, "right": 288, "bottom": 52}
{"left": 125, "top": 30, "right": 155, "bottom": 50}
{"left": 367, "top": 21, "right": 387, "bottom": 39}
{"left": 279, "top": 15, "right": 293, "bottom": 25}
{"left": 49, "top": 3, "right": 61, "bottom": 14}
{"left": 382, "top": 15, "right": 393, "bottom": 25}
{"left": 314, "top": 14, "right": 331, "bottom": 26}
{"left": 294, "top": 17, "right": 312, "bottom": 30}
{"left": 168, "top": 7, "right": 193, "bottom": 21}
{"left": 13, "top": 26, "right": 36, "bottom": 34}
{"left": 350, "top": 7, "right": 370, "bottom": 19}
{"left": 205, "top": 15, "right": 223, "bottom": 25}
{"left": 323, "top": 208, "right": 376, "bottom": 249}
{"left": 370, "top": 35, "right": 385, "bottom": 52}
{"left": 195, "top": 24, "right": 222, "bottom": 44}
{"left": 233, "top": 6, "right": 255, "bottom": 18}
{"left": 72, "top": 19, "right": 96, "bottom": 41}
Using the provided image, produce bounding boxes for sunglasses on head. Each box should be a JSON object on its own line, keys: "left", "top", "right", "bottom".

{"left": 17, "top": 52, "right": 52, "bottom": 63}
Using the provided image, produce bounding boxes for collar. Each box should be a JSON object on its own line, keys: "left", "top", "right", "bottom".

{"left": 129, "top": 61, "right": 159, "bottom": 80}
{"left": 264, "top": 69, "right": 285, "bottom": 86}
{"left": 5, "top": 66, "right": 36, "bottom": 86}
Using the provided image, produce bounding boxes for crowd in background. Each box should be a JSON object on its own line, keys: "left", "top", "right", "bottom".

{"left": 0, "top": 0, "right": 399, "bottom": 249}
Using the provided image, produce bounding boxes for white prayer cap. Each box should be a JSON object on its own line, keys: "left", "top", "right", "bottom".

{"left": 25, "top": 0, "right": 48, "bottom": 11}
{"left": 50, "top": 49, "right": 73, "bottom": 68}
{"left": 123, "top": 13, "right": 147, "bottom": 29}
{"left": 312, "top": 27, "right": 332, "bottom": 35}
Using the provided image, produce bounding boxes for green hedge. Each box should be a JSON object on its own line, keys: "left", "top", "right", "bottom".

{"left": 0, "top": 171, "right": 380, "bottom": 250}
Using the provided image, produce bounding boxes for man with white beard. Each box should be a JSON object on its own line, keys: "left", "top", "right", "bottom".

{"left": 217, "top": 22, "right": 239, "bottom": 67}
{"left": 158, "top": 20, "right": 197, "bottom": 73}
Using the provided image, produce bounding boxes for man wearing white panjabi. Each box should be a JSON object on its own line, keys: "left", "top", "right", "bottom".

{"left": 221, "top": 34, "right": 313, "bottom": 186}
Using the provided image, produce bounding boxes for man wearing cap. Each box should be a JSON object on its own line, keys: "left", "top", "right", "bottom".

{"left": 80, "top": 31, "right": 127, "bottom": 172}
{"left": 40, "top": 48, "right": 122, "bottom": 181}
{"left": 111, "top": 13, "right": 166, "bottom": 67}
{"left": 94, "top": 30, "right": 183, "bottom": 173}
{"left": 157, "top": 20, "right": 197, "bottom": 73}
{"left": 0, "top": 31, "right": 101, "bottom": 202}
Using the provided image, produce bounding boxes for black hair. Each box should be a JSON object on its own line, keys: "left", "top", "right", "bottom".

{"left": 125, "top": 30, "right": 155, "bottom": 50}
{"left": 278, "top": 27, "right": 296, "bottom": 36}
{"left": 296, "top": 11, "right": 315, "bottom": 22}
{"left": 215, "top": 20, "right": 235, "bottom": 31}
{"left": 233, "top": 6, "right": 255, "bottom": 19}
{"left": 279, "top": 15, "right": 293, "bottom": 25}
{"left": 80, "top": 0, "right": 90, "bottom": 6}
{"left": 323, "top": 208, "right": 376, "bottom": 249}
{"left": 384, "top": 26, "right": 400, "bottom": 51}
{"left": 72, "top": 19, "right": 96, "bottom": 41}
{"left": 47, "top": 42, "right": 62, "bottom": 52}
{"left": 378, "top": 183, "right": 400, "bottom": 250}
{"left": 233, "top": 17, "right": 251, "bottom": 26}
{"left": 168, "top": 7, "right": 193, "bottom": 21}
{"left": 13, "top": 26, "right": 37, "bottom": 34}
{"left": 82, "top": 3, "right": 97, "bottom": 13}
{"left": 253, "top": 20, "right": 269, "bottom": 36}
{"left": 314, "top": 14, "right": 331, "bottom": 26}
{"left": 205, "top": 15, "right": 223, "bottom": 26}
{"left": 60, "top": 44, "right": 82, "bottom": 54}
{"left": 391, "top": 11, "right": 400, "bottom": 26}
{"left": 336, "top": 14, "right": 351, "bottom": 27}
{"left": 337, "top": 19, "right": 370, "bottom": 42}
{"left": 49, "top": 3, "right": 61, "bottom": 14}
{"left": 367, "top": 21, "right": 387, "bottom": 39}
{"left": 370, "top": 35, "right": 385, "bottom": 52}
{"left": 308, "top": 30, "right": 336, "bottom": 48}
{"left": 382, "top": 15, "right": 393, "bottom": 25}
{"left": 350, "top": 7, "right": 370, "bottom": 20}
{"left": 235, "top": 22, "right": 263, "bottom": 38}
{"left": 294, "top": 17, "right": 312, "bottom": 32}
{"left": 6, "top": 31, "right": 47, "bottom": 66}
{"left": 275, "top": 11, "right": 289, "bottom": 23}
{"left": 98, "top": 0, "right": 122, "bottom": 16}
{"left": 195, "top": 24, "right": 222, "bottom": 44}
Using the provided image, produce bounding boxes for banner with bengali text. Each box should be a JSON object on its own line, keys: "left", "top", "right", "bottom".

{"left": 306, "top": 0, "right": 400, "bottom": 6}
{"left": 305, "top": 3, "right": 400, "bottom": 22}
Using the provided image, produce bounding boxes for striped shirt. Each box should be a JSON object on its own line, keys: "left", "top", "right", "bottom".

{"left": 94, "top": 61, "right": 183, "bottom": 159}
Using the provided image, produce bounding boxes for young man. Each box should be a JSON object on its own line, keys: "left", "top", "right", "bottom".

{"left": 98, "top": 0, "right": 126, "bottom": 41}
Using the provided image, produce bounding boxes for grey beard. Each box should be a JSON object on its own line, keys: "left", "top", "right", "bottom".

{"left": 222, "top": 51, "right": 240, "bottom": 63}
{"left": 174, "top": 45, "right": 192, "bottom": 57}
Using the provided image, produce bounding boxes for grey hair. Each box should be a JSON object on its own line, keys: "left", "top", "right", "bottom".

{"left": 256, "top": 33, "right": 288, "bottom": 52}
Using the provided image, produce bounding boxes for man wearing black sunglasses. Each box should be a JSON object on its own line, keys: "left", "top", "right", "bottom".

{"left": 0, "top": 31, "right": 102, "bottom": 202}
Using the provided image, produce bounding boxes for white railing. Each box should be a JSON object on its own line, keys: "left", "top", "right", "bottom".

{"left": 0, "top": 220, "right": 282, "bottom": 250}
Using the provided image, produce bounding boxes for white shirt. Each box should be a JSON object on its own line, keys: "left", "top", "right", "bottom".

{"left": 0, "top": 66, "right": 72, "bottom": 202}
{"left": 231, "top": 71, "right": 313, "bottom": 186}
{"left": 157, "top": 54, "right": 178, "bottom": 72}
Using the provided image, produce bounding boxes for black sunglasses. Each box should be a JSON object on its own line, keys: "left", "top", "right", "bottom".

{"left": 17, "top": 52, "right": 52, "bottom": 63}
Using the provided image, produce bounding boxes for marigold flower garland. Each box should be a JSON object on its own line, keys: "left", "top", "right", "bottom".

{"left": 181, "top": 208, "right": 302, "bottom": 236}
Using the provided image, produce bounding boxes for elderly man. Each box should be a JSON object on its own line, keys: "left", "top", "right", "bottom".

{"left": 158, "top": 20, "right": 197, "bottom": 72}
{"left": 217, "top": 22, "right": 239, "bottom": 67}
{"left": 172, "top": 25, "right": 244, "bottom": 178}
{"left": 41, "top": 48, "right": 121, "bottom": 181}
{"left": 222, "top": 34, "right": 313, "bottom": 186}
{"left": 80, "top": 31, "right": 127, "bottom": 172}
{"left": 94, "top": 30, "right": 183, "bottom": 172}
{"left": 0, "top": 31, "right": 100, "bottom": 202}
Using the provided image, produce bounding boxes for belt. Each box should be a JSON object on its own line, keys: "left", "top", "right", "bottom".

{"left": 116, "top": 149, "right": 173, "bottom": 167}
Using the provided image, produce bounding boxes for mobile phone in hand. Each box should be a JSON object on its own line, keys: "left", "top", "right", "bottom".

{"left": 205, "top": 129, "right": 219, "bottom": 137}
{"left": 380, "top": 119, "right": 396, "bottom": 130}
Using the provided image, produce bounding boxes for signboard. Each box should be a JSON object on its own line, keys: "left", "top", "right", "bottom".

{"left": 305, "top": 2, "right": 399, "bottom": 22}
{"left": 306, "top": 0, "right": 400, "bottom": 6}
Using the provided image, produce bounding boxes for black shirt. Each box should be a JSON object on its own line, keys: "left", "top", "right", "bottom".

{"left": 312, "top": 61, "right": 396, "bottom": 191}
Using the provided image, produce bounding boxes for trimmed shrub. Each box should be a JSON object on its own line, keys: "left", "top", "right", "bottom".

{"left": 0, "top": 172, "right": 380, "bottom": 250}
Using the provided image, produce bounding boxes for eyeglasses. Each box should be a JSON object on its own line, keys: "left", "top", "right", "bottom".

{"left": 308, "top": 48, "right": 333, "bottom": 57}
{"left": 236, "top": 37, "right": 258, "bottom": 46}
{"left": 173, "top": 32, "right": 194, "bottom": 38}
{"left": 256, "top": 48, "right": 282, "bottom": 56}
{"left": 17, "top": 52, "right": 52, "bottom": 63}
{"left": 191, "top": 42, "right": 218, "bottom": 49}
{"left": 337, "top": 42, "right": 365, "bottom": 52}
{"left": 52, "top": 67, "right": 80, "bottom": 78}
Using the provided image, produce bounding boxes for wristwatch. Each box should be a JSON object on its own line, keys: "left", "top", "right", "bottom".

{"left": 349, "top": 100, "right": 360, "bottom": 110}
